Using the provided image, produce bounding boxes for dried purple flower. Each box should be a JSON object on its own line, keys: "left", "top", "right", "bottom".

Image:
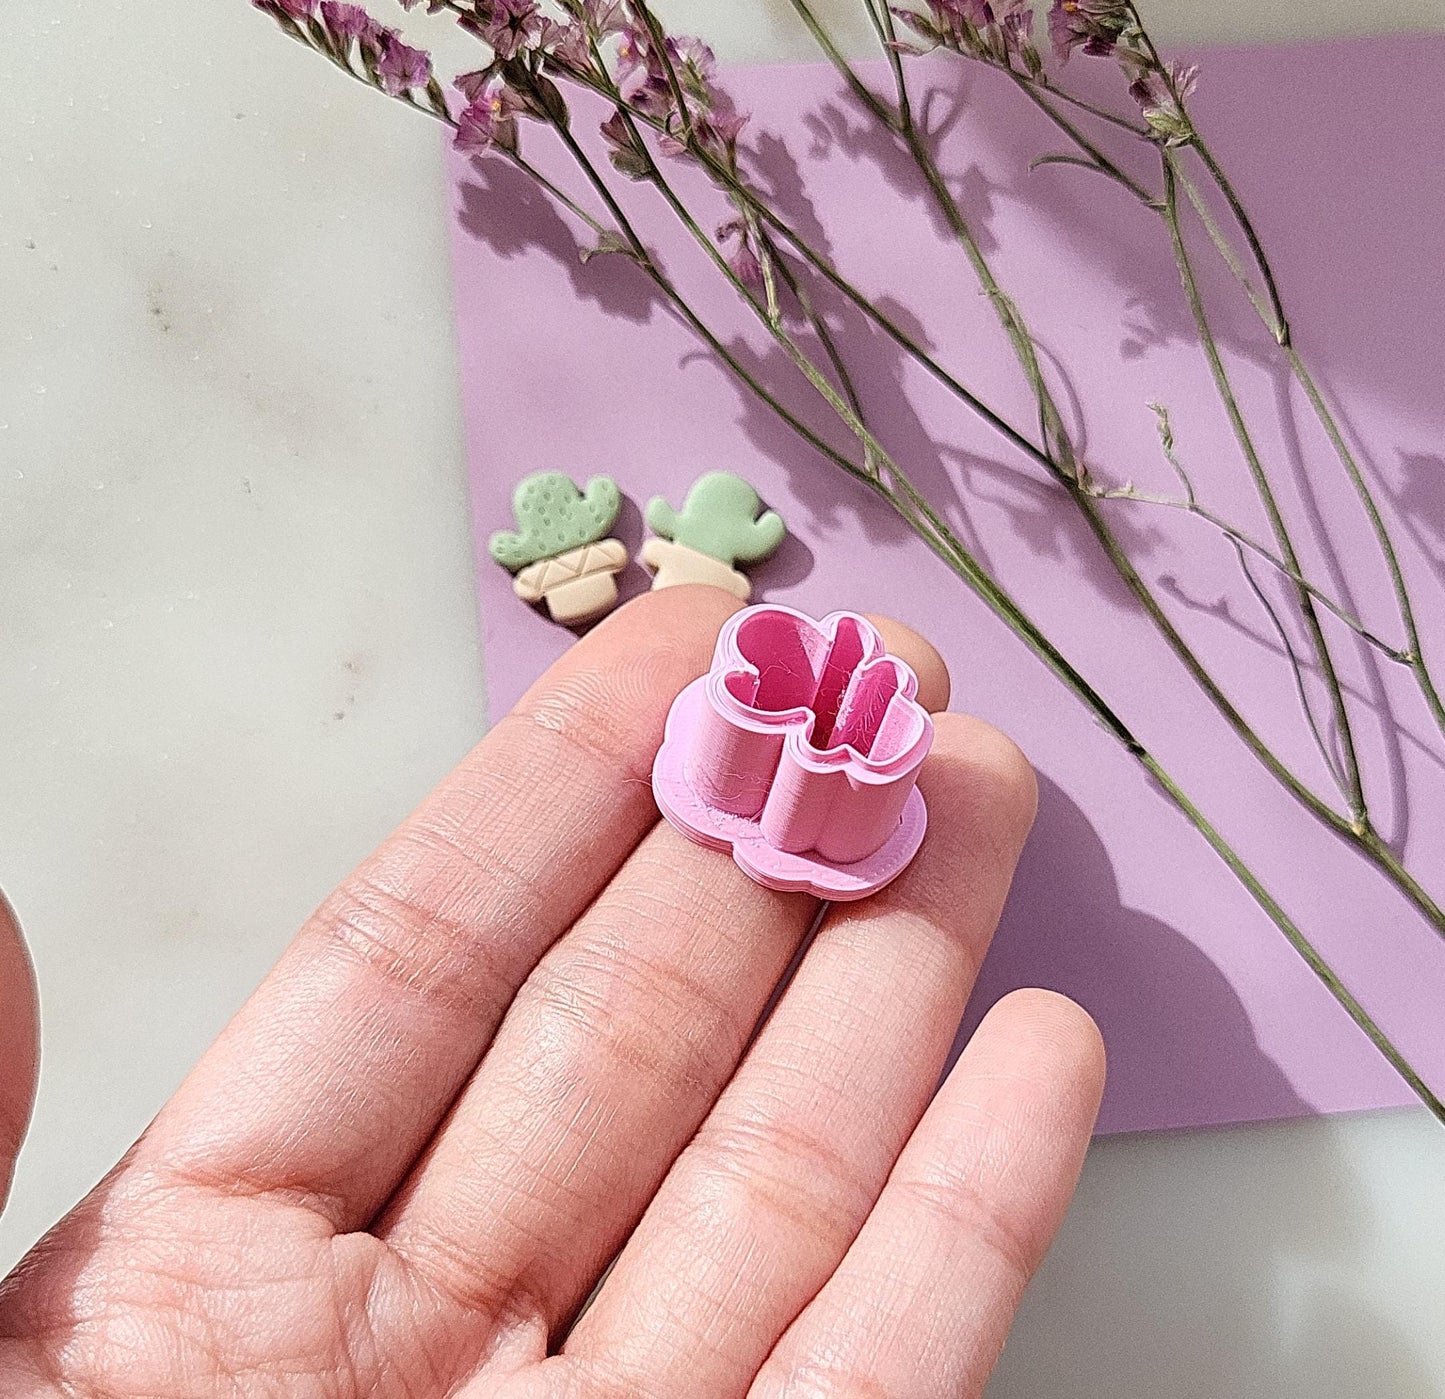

{"left": 546, "top": 19, "right": 595, "bottom": 74}
{"left": 615, "top": 25, "right": 648, "bottom": 82}
{"left": 610, "top": 22, "right": 747, "bottom": 165}
{"left": 455, "top": 80, "right": 523, "bottom": 154}
{"left": 1130, "top": 60, "right": 1199, "bottom": 143}
{"left": 717, "top": 217, "right": 764, "bottom": 293}
{"left": 320, "top": 1, "right": 378, "bottom": 40}
{"left": 886, "top": 5, "right": 945, "bottom": 53}
{"left": 582, "top": 0, "right": 628, "bottom": 36}
{"left": 944, "top": 0, "right": 995, "bottom": 25}
{"left": 377, "top": 33, "right": 432, "bottom": 94}
{"left": 454, "top": 69, "right": 492, "bottom": 102}
{"left": 669, "top": 33, "right": 718, "bottom": 83}
{"left": 996, "top": 0, "right": 1035, "bottom": 48}
{"left": 1048, "top": 0, "right": 1130, "bottom": 60}
{"left": 890, "top": 0, "right": 1040, "bottom": 63}
{"left": 706, "top": 106, "right": 748, "bottom": 148}
{"left": 728, "top": 241, "right": 764, "bottom": 292}
{"left": 600, "top": 107, "right": 652, "bottom": 178}
{"left": 1169, "top": 60, "right": 1199, "bottom": 98}
{"left": 482, "top": 0, "right": 545, "bottom": 61}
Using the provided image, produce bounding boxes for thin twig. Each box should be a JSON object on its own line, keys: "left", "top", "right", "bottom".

{"left": 787, "top": 0, "right": 902, "bottom": 130}
{"left": 1178, "top": 143, "right": 1445, "bottom": 747}
{"left": 1029, "top": 72, "right": 1151, "bottom": 133}
{"left": 1190, "top": 136, "right": 1290, "bottom": 345}
{"left": 1097, "top": 487, "right": 1410, "bottom": 662}
{"left": 760, "top": 228, "right": 869, "bottom": 425}
{"left": 1009, "top": 72, "right": 1155, "bottom": 204}
{"left": 868, "top": 0, "right": 915, "bottom": 133}
{"left": 1161, "top": 153, "right": 1368, "bottom": 824}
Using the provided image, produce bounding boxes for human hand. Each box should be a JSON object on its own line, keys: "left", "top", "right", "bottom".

{"left": 0, "top": 588, "right": 1103, "bottom": 1397}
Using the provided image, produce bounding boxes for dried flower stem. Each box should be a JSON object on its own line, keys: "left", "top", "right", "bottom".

{"left": 971, "top": 8, "right": 1445, "bottom": 759}
{"left": 864, "top": 0, "right": 915, "bottom": 133}
{"left": 1095, "top": 485, "right": 1407, "bottom": 660}
{"left": 1189, "top": 137, "right": 1290, "bottom": 344}
{"left": 1179, "top": 142, "right": 1445, "bottom": 748}
{"left": 1159, "top": 154, "right": 1366, "bottom": 818}
{"left": 1030, "top": 77, "right": 1146, "bottom": 133}
{"left": 1011, "top": 75, "right": 1155, "bottom": 204}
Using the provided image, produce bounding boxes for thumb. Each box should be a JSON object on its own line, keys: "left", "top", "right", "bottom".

{"left": 0, "top": 888, "right": 39, "bottom": 1215}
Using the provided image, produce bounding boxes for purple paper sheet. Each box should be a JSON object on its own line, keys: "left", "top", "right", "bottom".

{"left": 448, "top": 34, "right": 1445, "bottom": 1134}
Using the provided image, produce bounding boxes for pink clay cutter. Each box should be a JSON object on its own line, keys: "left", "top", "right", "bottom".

{"left": 652, "top": 605, "right": 934, "bottom": 900}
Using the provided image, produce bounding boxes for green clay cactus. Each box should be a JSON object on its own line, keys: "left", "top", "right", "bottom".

{"left": 646, "top": 472, "right": 785, "bottom": 569}
{"left": 489, "top": 472, "right": 621, "bottom": 571}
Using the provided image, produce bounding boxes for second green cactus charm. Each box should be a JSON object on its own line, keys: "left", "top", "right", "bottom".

{"left": 490, "top": 472, "right": 628, "bottom": 626}
{"left": 642, "top": 472, "right": 786, "bottom": 601}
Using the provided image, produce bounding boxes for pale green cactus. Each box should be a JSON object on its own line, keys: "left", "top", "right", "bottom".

{"left": 646, "top": 472, "right": 785, "bottom": 569}
{"left": 490, "top": 472, "right": 621, "bottom": 572}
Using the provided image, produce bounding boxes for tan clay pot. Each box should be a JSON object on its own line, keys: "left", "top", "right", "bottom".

{"left": 641, "top": 538, "right": 752, "bottom": 601}
{"left": 514, "top": 539, "right": 628, "bottom": 626}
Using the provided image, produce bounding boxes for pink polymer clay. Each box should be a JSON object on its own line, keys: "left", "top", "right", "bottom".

{"left": 652, "top": 604, "right": 934, "bottom": 900}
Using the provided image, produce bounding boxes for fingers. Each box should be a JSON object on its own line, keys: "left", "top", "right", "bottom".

{"left": 752, "top": 991, "right": 1105, "bottom": 1399}
{"left": 559, "top": 714, "right": 1038, "bottom": 1397}
{"left": 379, "top": 821, "right": 821, "bottom": 1356}
{"left": 136, "top": 586, "right": 744, "bottom": 1231}
{"left": 0, "top": 889, "right": 39, "bottom": 1213}
{"left": 375, "top": 617, "right": 954, "bottom": 1354}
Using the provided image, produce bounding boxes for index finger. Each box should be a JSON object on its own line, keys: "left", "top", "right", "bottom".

{"left": 135, "top": 586, "right": 745, "bottom": 1231}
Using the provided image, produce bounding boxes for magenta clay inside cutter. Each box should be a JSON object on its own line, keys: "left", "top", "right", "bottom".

{"left": 652, "top": 605, "right": 935, "bottom": 900}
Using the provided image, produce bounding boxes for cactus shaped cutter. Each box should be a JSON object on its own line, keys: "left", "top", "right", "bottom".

{"left": 642, "top": 471, "right": 785, "bottom": 601}
{"left": 653, "top": 604, "right": 933, "bottom": 899}
{"left": 490, "top": 472, "right": 628, "bottom": 627}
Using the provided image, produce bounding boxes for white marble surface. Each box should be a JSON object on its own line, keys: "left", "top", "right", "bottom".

{"left": 4, "top": 0, "right": 1445, "bottom": 1393}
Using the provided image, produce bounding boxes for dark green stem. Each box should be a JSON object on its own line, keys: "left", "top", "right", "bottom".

{"left": 1283, "top": 343, "right": 1445, "bottom": 741}
{"left": 1190, "top": 136, "right": 1290, "bottom": 346}
{"left": 1009, "top": 73, "right": 1155, "bottom": 205}
{"left": 759, "top": 230, "right": 869, "bottom": 423}
{"left": 867, "top": 0, "right": 915, "bottom": 133}
{"left": 786, "top": 0, "right": 902, "bottom": 130}
{"left": 1161, "top": 153, "right": 1367, "bottom": 822}
{"left": 545, "top": 108, "right": 867, "bottom": 485}
{"left": 981, "top": 41, "right": 1445, "bottom": 763}
{"left": 1181, "top": 143, "right": 1445, "bottom": 749}
{"left": 1030, "top": 73, "right": 1151, "bottom": 133}
{"left": 1097, "top": 487, "right": 1410, "bottom": 660}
